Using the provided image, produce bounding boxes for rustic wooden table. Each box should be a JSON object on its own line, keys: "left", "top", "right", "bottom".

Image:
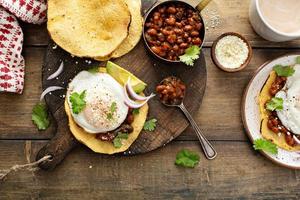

{"left": 1, "top": 0, "right": 300, "bottom": 199}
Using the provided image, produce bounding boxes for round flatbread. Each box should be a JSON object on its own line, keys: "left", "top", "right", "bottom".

{"left": 259, "top": 71, "right": 300, "bottom": 151}
{"left": 112, "top": 0, "right": 143, "bottom": 58}
{"left": 65, "top": 68, "right": 148, "bottom": 154}
{"left": 48, "top": 0, "right": 131, "bottom": 58}
{"left": 94, "top": 0, "right": 143, "bottom": 61}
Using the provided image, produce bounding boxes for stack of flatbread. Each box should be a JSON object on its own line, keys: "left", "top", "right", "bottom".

{"left": 48, "top": 0, "right": 143, "bottom": 60}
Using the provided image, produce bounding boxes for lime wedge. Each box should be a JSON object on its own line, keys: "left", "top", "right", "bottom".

{"left": 106, "top": 61, "right": 147, "bottom": 93}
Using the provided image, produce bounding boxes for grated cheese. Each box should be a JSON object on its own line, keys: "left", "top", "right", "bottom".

{"left": 215, "top": 35, "right": 249, "bottom": 69}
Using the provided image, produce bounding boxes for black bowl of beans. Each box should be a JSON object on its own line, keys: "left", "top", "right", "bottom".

{"left": 143, "top": 0, "right": 207, "bottom": 64}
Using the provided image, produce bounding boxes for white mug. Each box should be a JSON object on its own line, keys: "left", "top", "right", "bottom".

{"left": 249, "top": 0, "right": 300, "bottom": 42}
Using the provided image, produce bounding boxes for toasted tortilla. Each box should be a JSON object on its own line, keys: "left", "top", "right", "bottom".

{"left": 48, "top": 0, "right": 131, "bottom": 58}
{"left": 65, "top": 68, "right": 148, "bottom": 154}
{"left": 94, "top": 0, "right": 143, "bottom": 61}
{"left": 259, "top": 71, "right": 300, "bottom": 151}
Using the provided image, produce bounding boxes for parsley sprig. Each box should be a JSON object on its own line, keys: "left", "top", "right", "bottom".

{"left": 253, "top": 139, "right": 278, "bottom": 155}
{"left": 266, "top": 97, "right": 283, "bottom": 111}
{"left": 143, "top": 118, "right": 157, "bottom": 131}
{"left": 179, "top": 45, "right": 201, "bottom": 66}
{"left": 175, "top": 149, "right": 200, "bottom": 168}
{"left": 32, "top": 103, "right": 50, "bottom": 130}
{"left": 273, "top": 65, "right": 295, "bottom": 77}
{"left": 113, "top": 133, "right": 129, "bottom": 148}
{"left": 107, "top": 102, "right": 117, "bottom": 120}
{"left": 70, "top": 90, "right": 87, "bottom": 114}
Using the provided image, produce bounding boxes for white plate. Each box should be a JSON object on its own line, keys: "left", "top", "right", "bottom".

{"left": 242, "top": 54, "right": 300, "bottom": 169}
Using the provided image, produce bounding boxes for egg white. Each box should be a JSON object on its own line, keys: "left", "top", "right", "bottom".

{"left": 276, "top": 64, "right": 300, "bottom": 135}
{"left": 67, "top": 71, "right": 128, "bottom": 134}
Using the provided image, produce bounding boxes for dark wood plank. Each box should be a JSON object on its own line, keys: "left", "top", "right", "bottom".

{"left": 0, "top": 140, "right": 299, "bottom": 199}
{"left": 40, "top": 39, "right": 206, "bottom": 161}
{"left": 2, "top": 48, "right": 300, "bottom": 141}
{"left": 0, "top": 47, "right": 55, "bottom": 140}
{"left": 21, "top": 0, "right": 300, "bottom": 48}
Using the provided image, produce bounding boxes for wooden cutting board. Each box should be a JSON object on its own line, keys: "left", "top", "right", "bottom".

{"left": 36, "top": 0, "right": 207, "bottom": 170}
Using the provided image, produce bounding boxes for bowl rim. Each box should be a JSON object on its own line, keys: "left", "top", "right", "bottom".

{"left": 241, "top": 53, "right": 300, "bottom": 169}
{"left": 211, "top": 32, "right": 253, "bottom": 72}
{"left": 142, "top": 0, "right": 206, "bottom": 64}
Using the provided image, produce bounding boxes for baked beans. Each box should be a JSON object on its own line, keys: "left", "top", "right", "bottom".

{"left": 156, "top": 76, "right": 186, "bottom": 105}
{"left": 145, "top": 2, "right": 203, "bottom": 61}
{"left": 95, "top": 110, "right": 134, "bottom": 142}
{"left": 266, "top": 76, "right": 298, "bottom": 146}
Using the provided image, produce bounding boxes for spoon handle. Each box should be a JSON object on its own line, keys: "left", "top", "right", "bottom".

{"left": 179, "top": 104, "right": 217, "bottom": 160}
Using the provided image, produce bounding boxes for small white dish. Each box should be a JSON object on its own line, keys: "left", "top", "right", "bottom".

{"left": 242, "top": 54, "right": 300, "bottom": 169}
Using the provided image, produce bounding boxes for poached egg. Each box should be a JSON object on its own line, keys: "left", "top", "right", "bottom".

{"left": 276, "top": 64, "right": 300, "bottom": 135}
{"left": 67, "top": 71, "right": 128, "bottom": 134}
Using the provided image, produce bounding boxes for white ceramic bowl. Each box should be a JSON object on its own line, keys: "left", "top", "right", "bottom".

{"left": 242, "top": 54, "right": 300, "bottom": 169}
{"left": 249, "top": 0, "right": 300, "bottom": 42}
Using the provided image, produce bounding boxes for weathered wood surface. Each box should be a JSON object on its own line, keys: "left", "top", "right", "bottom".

{"left": 1, "top": 0, "right": 300, "bottom": 199}
{"left": 0, "top": 140, "right": 299, "bottom": 200}
{"left": 1, "top": 48, "right": 300, "bottom": 141}
{"left": 21, "top": 0, "right": 300, "bottom": 48}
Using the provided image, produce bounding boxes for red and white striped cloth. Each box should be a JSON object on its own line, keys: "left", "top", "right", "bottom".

{"left": 0, "top": 0, "right": 47, "bottom": 94}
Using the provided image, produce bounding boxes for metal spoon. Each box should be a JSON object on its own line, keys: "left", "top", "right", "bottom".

{"left": 158, "top": 77, "right": 217, "bottom": 160}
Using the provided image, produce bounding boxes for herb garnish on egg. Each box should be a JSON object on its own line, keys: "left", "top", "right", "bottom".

{"left": 70, "top": 90, "right": 87, "bottom": 114}
{"left": 107, "top": 102, "right": 117, "bottom": 120}
{"left": 266, "top": 97, "right": 283, "bottom": 111}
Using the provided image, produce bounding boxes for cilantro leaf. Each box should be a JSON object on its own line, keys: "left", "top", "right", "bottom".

{"left": 253, "top": 139, "right": 278, "bottom": 154}
{"left": 132, "top": 108, "right": 140, "bottom": 115}
{"left": 32, "top": 103, "right": 50, "bottom": 130}
{"left": 88, "top": 67, "right": 99, "bottom": 74}
{"left": 113, "top": 133, "right": 129, "bottom": 148}
{"left": 107, "top": 102, "right": 117, "bottom": 120}
{"left": 179, "top": 45, "right": 201, "bottom": 66}
{"left": 143, "top": 118, "right": 157, "bottom": 131}
{"left": 273, "top": 65, "right": 295, "bottom": 77}
{"left": 70, "top": 90, "right": 87, "bottom": 114}
{"left": 175, "top": 149, "right": 200, "bottom": 168}
{"left": 266, "top": 97, "right": 283, "bottom": 111}
{"left": 296, "top": 56, "right": 300, "bottom": 64}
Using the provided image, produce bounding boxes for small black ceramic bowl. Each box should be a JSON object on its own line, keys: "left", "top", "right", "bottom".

{"left": 142, "top": 0, "right": 209, "bottom": 64}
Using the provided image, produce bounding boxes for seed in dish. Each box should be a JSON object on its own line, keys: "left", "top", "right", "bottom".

{"left": 65, "top": 62, "right": 154, "bottom": 154}
{"left": 259, "top": 59, "right": 300, "bottom": 151}
{"left": 144, "top": 2, "right": 203, "bottom": 61}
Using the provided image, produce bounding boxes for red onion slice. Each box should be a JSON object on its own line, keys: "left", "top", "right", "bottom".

{"left": 124, "top": 99, "right": 149, "bottom": 109}
{"left": 40, "top": 86, "right": 64, "bottom": 101}
{"left": 47, "top": 61, "right": 64, "bottom": 80}
{"left": 126, "top": 78, "right": 156, "bottom": 101}
{"left": 123, "top": 85, "right": 150, "bottom": 109}
{"left": 293, "top": 135, "right": 300, "bottom": 145}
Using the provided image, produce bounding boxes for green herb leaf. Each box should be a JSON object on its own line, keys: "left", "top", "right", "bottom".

{"left": 175, "top": 149, "right": 200, "bottom": 168}
{"left": 113, "top": 133, "right": 129, "bottom": 148}
{"left": 273, "top": 65, "right": 295, "bottom": 77}
{"left": 143, "top": 118, "right": 157, "bottom": 131}
{"left": 107, "top": 102, "right": 117, "bottom": 120}
{"left": 88, "top": 67, "right": 99, "bottom": 74}
{"left": 132, "top": 108, "right": 140, "bottom": 115}
{"left": 70, "top": 90, "right": 87, "bottom": 114}
{"left": 266, "top": 97, "right": 283, "bottom": 111}
{"left": 296, "top": 56, "right": 300, "bottom": 64}
{"left": 253, "top": 139, "right": 278, "bottom": 154}
{"left": 179, "top": 45, "right": 201, "bottom": 66}
{"left": 32, "top": 103, "right": 50, "bottom": 130}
